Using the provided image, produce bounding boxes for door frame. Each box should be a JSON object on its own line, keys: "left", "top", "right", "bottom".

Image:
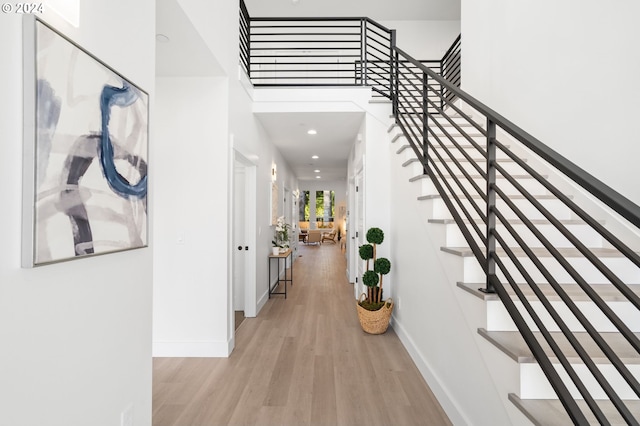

{"left": 351, "top": 160, "right": 365, "bottom": 299}
{"left": 231, "top": 147, "right": 258, "bottom": 327}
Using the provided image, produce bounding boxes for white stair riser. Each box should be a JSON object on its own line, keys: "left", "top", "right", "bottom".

{"left": 520, "top": 363, "right": 640, "bottom": 400}
{"left": 392, "top": 128, "right": 486, "bottom": 144}
{"left": 461, "top": 256, "right": 640, "bottom": 285}
{"left": 433, "top": 175, "right": 550, "bottom": 197}
{"left": 403, "top": 159, "right": 426, "bottom": 176}
{"left": 443, "top": 223, "right": 603, "bottom": 249}
{"left": 396, "top": 140, "right": 508, "bottom": 158}
{"left": 428, "top": 198, "right": 573, "bottom": 221}
{"left": 401, "top": 149, "right": 524, "bottom": 174}
{"left": 486, "top": 300, "right": 640, "bottom": 332}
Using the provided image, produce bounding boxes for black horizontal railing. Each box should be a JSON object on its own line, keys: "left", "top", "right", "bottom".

{"left": 239, "top": 1, "right": 640, "bottom": 422}
{"left": 239, "top": 4, "right": 456, "bottom": 98}
{"left": 245, "top": 17, "right": 386, "bottom": 87}
{"left": 440, "top": 34, "right": 460, "bottom": 104}
{"left": 393, "top": 44, "right": 640, "bottom": 424}
{"left": 239, "top": 0, "right": 250, "bottom": 77}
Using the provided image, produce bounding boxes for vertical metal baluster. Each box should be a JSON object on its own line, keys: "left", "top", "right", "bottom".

{"left": 482, "top": 118, "right": 497, "bottom": 293}
{"left": 422, "top": 72, "right": 429, "bottom": 175}
{"left": 361, "top": 19, "right": 367, "bottom": 86}
{"left": 439, "top": 59, "right": 444, "bottom": 111}
{"left": 390, "top": 29, "right": 396, "bottom": 103}
{"left": 392, "top": 45, "right": 399, "bottom": 120}
{"left": 247, "top": 15, "right": 251, "bottom": 79}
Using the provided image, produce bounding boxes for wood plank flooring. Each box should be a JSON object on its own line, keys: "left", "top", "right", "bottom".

{"left": 153, "top": 243, "right": 452, "bottom": 426}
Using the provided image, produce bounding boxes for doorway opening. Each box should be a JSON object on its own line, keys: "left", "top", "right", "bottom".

{"left": 232, "top": 150, "right": 257, "bottom": 339}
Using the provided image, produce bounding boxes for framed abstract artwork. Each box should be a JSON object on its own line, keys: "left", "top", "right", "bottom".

{"left": 22, "top": 17, "right": 149, "bottom": 266}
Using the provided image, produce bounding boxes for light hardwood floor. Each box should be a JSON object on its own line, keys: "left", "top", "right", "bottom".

{"left": 153, "top": 243, "right": 452, "bottom": 426}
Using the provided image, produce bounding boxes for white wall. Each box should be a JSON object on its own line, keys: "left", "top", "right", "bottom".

{"left": 0, "top": 3, "right": 154, "bottom": 425}
{"left": 380, "top": 20, "right": 461, "bottom": 59}
{"left": 161, "top": 0, "right": 299, "bottom": 327}
{"left": 153, "top": 76, "right": 230, "bottom": 356}
{"left": 461, "top": 0, "right": 640, "bottom": 205}
{"left": 388, "top": 161, "right": 514, "bottom": 425}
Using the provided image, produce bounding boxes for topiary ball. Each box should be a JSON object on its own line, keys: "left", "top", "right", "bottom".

{"left": 362, "top": 270, "right": 379, "bottom": 287}
{"left": 359, "top": 244, "right": 374, "bottom": 260}
{"left": 374, "top": 257, "right": 391, "bottom": 275}
{"left": 366, "top": 227, "right": 384, "bottom": 245}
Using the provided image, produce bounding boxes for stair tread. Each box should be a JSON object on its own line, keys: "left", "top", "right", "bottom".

{"left": 401, "top": 159, "right": 542, "bottom": 178}
{"left": 397, "top": 142, "right": 500, "bottom": 149}
{"left": 417, "top": 193, "right": 561, "bottom": 200}
{"left": 458, "top": 282, "right": 640, "bottom": 303}
{"left": 429, "top": 218, "right": 593, "bottom": 225}
{"left": 441, "top": 246, "right": 625, "bottom": 258}
{"left": 479, "top": 328, "right": 640, "bottom": 364}
{"left": 509, "top": 393, "right": 640, "bottom": 426}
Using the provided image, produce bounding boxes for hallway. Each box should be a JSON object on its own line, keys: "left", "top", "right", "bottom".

{"left": 152, "top": 243, "right": 451, "bottom": 425}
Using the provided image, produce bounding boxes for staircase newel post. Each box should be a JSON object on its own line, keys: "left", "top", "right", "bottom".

{"left": 483, "top": 118, "right": 497, "bottom": 293}
{"left": 422, "top": 72, "right": 429, "bottom": 175}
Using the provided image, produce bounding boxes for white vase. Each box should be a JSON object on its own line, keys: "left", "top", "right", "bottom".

{"left": 272, "top": 247, "right": 280, "bottom": 255}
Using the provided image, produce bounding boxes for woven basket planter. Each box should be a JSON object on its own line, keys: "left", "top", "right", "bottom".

{"left": 356, "top": 293, "right": 394, "bottom": 334}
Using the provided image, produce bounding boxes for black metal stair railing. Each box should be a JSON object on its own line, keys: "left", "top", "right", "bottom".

{"left": 440, "top": 34, "right": 460, "bottom": 105}
{"left": 239, "top": 0, "right": 250, "bottom": 78}
{"left": 393, "top": 44, "right": 640, "bottom": 424}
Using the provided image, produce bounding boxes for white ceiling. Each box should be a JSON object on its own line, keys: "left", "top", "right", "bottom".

{"left": 255, "top": 111, "right": 364, "bottom": 181}
{"left": 156, "top": 0, "right": 460, "bottom": 182}
{"left": 244, "top": 0, "right": 460, "bottom": 21}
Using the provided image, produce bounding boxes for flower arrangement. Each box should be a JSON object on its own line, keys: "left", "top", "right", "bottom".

{"left": 272, "top": 216, "right": 291, "bottom": 249}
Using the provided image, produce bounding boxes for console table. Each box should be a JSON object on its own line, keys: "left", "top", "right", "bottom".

{"left": 268, "top": 248, "right": 293, "bottom": 298}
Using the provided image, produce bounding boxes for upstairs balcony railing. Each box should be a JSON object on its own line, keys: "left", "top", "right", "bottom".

{"left": 240, "top": 2, "right": 640, "bottom": 423}
{"left": 238, "top": 4, "right": 457, "bottom": 109}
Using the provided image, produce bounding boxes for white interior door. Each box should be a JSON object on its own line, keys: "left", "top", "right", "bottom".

{"left": 233, "top": 163, "right": 246, "bottom": 312}
{"left": 232, "top": 150, "right": 257, "bottom": 318}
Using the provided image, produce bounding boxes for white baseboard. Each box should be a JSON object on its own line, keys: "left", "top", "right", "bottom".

{"left": 391, "top": 315, "right": 471, "bottom": 426}
{"left": 257, "top": 290, "right": 268, "bottom": 314}
{"left": 152, "top": 339, "right": 232, "bottom": 358}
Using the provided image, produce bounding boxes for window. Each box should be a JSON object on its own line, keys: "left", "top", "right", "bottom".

{"left": 298, "top": 191, "right": 309, "bottom": 221}
{"left": 316, "top": 190, "right": 335, "bottom": 223}
{"left": 298, "top": 190, "right": 335, "bottom": 224}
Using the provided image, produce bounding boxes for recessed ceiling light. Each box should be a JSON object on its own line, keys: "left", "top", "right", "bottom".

{"left": 312, "top": 155, "right": 319, "bottom": 159}
{"left": 307, "top": 129, "right": 317, "bottom": 135}
{"left": 156, "top": 34, "right": 170, "bottom": 43}
{"left": 316, "top": 176, "right": 321, "bottom": 179}
{"left": 314, "top": 169, "right": 320, "bottom": 173}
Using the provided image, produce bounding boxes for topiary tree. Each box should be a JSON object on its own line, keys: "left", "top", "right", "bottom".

{"left": 358, "top": 227, "right": 391, "bottom": 307}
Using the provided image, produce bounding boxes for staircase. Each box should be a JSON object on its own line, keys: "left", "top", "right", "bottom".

{"left": 388, "top": 107, "right": 640, "bottom": 425}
